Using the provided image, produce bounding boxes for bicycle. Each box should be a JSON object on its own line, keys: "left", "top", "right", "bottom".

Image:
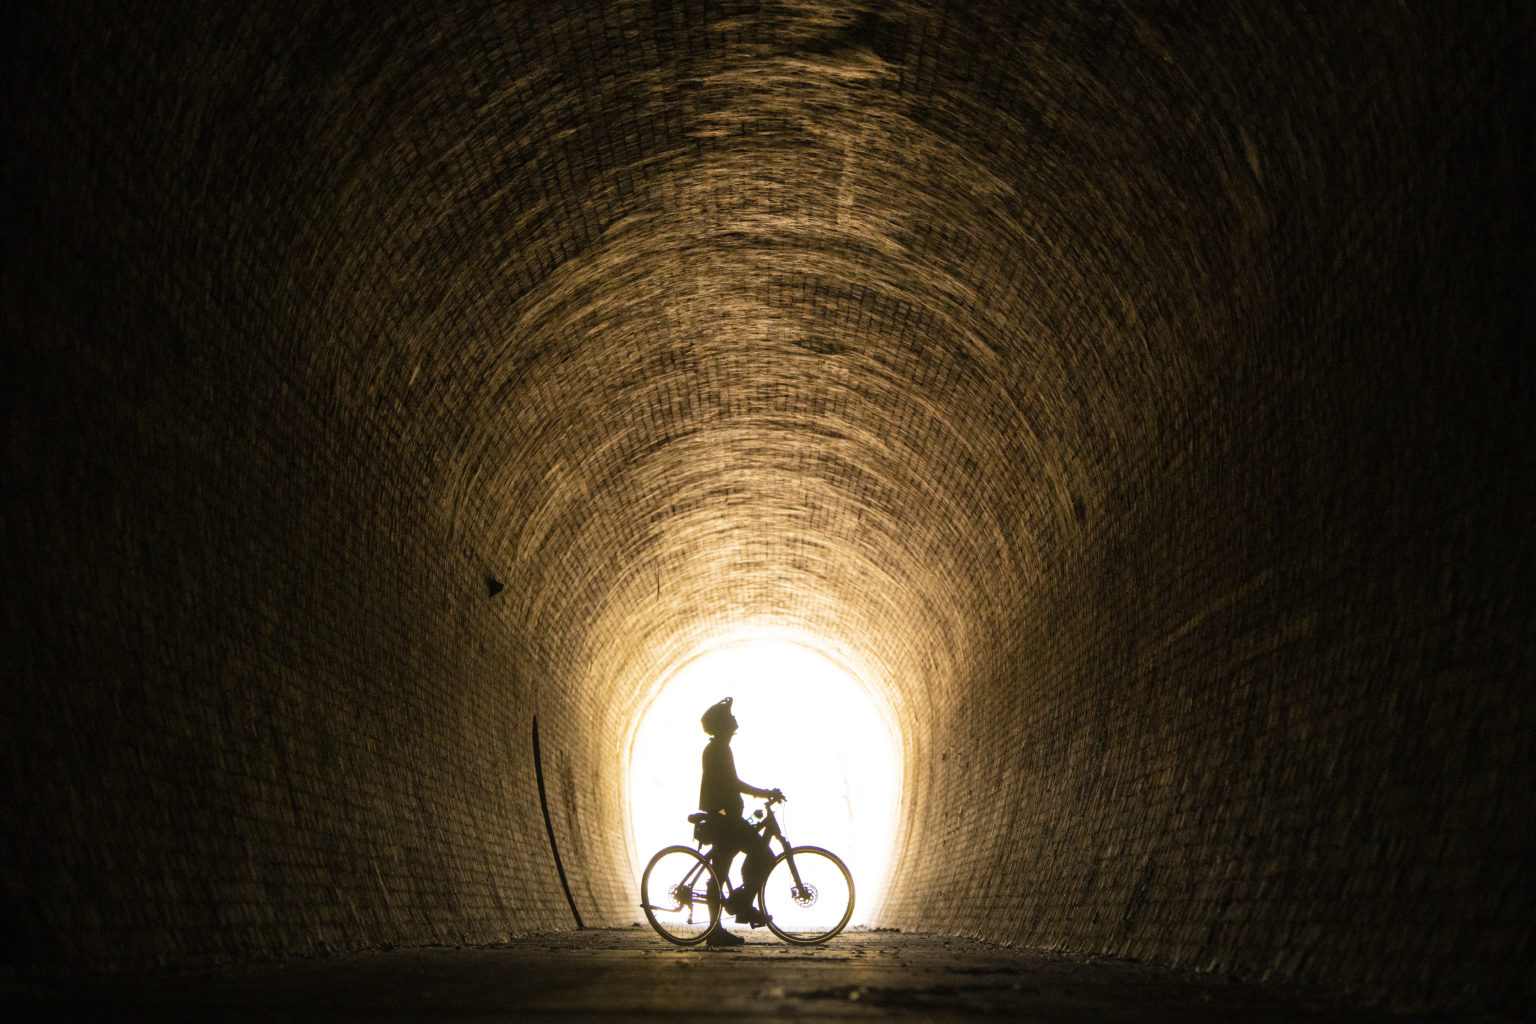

{"left": 640, "top": 794, "right": 855, "bottom": 946}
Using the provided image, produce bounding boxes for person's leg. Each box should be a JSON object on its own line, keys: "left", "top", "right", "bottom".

{"left": 740, "top": 833, "right": 773, "bottom": 906}
{"left": 709, "top": 822, "right": 752, "bottom": 908}
{"left": 717, "top": 822, "right": 771, "bottom": 925}
{"left": 708, "top": 836, "right": 741, "bottom": 904}
{"left": 704, "top": 832, "right": 748, "bottom": 944}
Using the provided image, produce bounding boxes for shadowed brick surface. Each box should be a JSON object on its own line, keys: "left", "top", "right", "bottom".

{"left": 7, "top": 929, "right": 1476, "bottom": 1023}
{"left": 4, "top": 1, "right": 1531, "bottom": 1017}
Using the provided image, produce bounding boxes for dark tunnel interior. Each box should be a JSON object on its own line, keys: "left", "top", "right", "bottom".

{"left": 4, "top": 1, "right": 1533, "bottom": 1015}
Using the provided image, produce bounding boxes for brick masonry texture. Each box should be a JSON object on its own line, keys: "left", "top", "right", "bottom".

{"left": 4, "top": 1, "right": 1532, "bottom": 1015}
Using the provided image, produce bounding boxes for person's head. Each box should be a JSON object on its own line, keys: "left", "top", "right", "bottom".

{"left": 701, "top": 697, "right": 737, "bottom": 738}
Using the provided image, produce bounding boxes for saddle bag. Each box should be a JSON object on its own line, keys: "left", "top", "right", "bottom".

{"left": 688, "top": 810, "right": 721, "bottom": 844}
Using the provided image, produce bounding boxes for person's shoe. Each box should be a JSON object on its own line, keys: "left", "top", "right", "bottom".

{"left": 733, "top": 906, "right": 769, "bottom": 927}
{"left": 704, "top": 925, "right": 744, "bottom": 947}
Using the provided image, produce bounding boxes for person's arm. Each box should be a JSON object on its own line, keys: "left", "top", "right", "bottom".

{"left": 724, "top": 745, "right": 783, "bottom": 801}
{"left": 737, "top": 778, "right": 784, "bottom": 801}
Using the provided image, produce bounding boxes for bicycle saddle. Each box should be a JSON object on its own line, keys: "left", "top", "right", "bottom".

{"left": 686, "top": 811, "right": 710, "bottom": 825}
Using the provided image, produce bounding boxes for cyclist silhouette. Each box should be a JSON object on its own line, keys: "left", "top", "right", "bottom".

{"left": 698, "top": 697, "right": 783, "bottom": 945}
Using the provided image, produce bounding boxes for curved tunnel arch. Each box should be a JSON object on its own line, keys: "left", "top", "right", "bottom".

{"left": 6, "top": 1, "right": 1532, "bottom": 1014}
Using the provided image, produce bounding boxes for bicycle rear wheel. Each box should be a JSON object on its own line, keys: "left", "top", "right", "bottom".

{"left": 641, "top": 846, "right": 721, "bottom": 945}
{"left": 761, "top": 845, "right": 854, "bottom": 944}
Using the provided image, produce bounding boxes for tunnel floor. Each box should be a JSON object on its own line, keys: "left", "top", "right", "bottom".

{"left": 11, "top": 928, "right": 1464, "bottom": 1022}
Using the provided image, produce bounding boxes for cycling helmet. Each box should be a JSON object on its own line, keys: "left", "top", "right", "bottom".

{"left": 700, "top": 697, "right": 734, "bottom": 736}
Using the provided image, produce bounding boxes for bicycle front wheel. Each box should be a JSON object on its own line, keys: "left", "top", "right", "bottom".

{"left": 641, "top": 846, "right": 721, "bottom": 945}
{"left": 762, "top": 845, "right": 854, "bottom": 944}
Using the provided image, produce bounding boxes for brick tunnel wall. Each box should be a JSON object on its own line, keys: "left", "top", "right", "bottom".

{"left": 4, "top": 1, "right": 1532, "bottom": 1015}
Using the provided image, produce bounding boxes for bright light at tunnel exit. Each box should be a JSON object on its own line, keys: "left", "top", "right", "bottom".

{"left": 627, "top": 638, "right": 901, "bottom": 927}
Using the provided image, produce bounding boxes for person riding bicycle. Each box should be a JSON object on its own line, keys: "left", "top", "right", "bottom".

{"left": 698, "top": 697, "right": 783, "bottom": 945}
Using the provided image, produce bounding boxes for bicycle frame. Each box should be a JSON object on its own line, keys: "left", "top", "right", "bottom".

{"left": 646, "top": 794, "right": 854, "bottom": 945}
{"left": 673, "top": 857, "right": 716, "bottom": 912}
{"left": 703, "top": 796, "right": 794, "bottom": 902}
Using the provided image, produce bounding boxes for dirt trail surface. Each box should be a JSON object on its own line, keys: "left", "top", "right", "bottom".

{"left": 13, "top": 927, "right": 1467, "bottom": 1022}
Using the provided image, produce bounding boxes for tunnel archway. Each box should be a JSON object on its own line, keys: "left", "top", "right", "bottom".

{"left": 5, "top": 1, "right": 1532, "bottom": 1016}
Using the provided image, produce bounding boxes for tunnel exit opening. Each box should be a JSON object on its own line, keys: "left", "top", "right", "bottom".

{"left": 626, "top": 636, "right": 902, "bottom": 927}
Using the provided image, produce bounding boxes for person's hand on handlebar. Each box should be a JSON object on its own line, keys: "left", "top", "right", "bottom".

{"left": 768, "top": 788, "right": 786, "bottom": 803}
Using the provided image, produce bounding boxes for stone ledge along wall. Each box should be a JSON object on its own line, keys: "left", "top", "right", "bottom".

{"left": 4, "top": 1, "right": 1531, "bottom": 1015}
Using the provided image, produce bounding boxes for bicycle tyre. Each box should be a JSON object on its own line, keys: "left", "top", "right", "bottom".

{"left": 641, "top": 846, "right": 721, "bottom": 945}
{"left": 761, "top": 845, "right": 854, "bottom": 944}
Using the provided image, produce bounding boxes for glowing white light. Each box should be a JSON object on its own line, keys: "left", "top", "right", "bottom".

{"left": 627, "top": 638, "right": 900, "bottom": 926}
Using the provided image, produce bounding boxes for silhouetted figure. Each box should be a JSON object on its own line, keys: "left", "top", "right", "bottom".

{"left": 698, "top": 697, "right": 783, "bottom": 946}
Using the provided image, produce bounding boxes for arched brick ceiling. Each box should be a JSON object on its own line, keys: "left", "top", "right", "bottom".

{"left": 134, "top": 2, "right": 1289, "bottom": 736}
